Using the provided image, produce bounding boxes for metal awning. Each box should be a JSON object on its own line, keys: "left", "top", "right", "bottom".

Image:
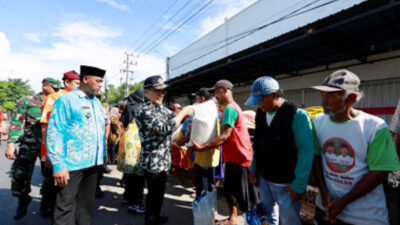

{"left": 167, "top": 0, "right": 400, "bottom": 98}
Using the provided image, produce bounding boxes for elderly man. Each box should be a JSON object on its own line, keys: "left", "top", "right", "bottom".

{"left": 386, "top": 97, "right": 400, "bottom": 225}
{"left": 312, "top": 69, "right": 400, "bottom": 225}
{"left": 39, "top": 70, "right": 80, "bottom": 217}
{"left": 191, "top": 80, "right": 257, "bottom": 225}
{"left": 135, "top": 75, "right": 192, "bottom": 225}
{"left": 47, "top": 66, "right": 106, "bottom": 225}
{"left": 246, "top": 76, "right": 314, "bottom": 225}
{"left": 5, "top": 77, "right": 61, "bottom": 220}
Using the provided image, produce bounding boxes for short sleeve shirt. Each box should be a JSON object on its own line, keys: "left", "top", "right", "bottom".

{"left": 222, "top": 106, "right": 238, "bottom": 128}
{"left": 312, "top": 112, "right": 400, "bottom": 225}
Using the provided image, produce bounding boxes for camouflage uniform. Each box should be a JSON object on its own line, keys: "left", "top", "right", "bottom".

{"left": 9, "top": 93, "right": 43, "bottom": 197}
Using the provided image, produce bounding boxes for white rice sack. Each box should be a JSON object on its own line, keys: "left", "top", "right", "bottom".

{"left": 189, "top": 99, "right": 219, "bottom": 146}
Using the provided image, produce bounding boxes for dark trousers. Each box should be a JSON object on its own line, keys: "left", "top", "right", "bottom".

{"left": 224, "top": 162, "right": 259, "bottom": 212}
{"left": 40, "top": 162, "right": 57, "bottom": 212}
{"left": 383, "top": 182, "right": 400, "bottom": 225}
{"left": 194, "top": 164, "right": 215, "bottom": 199}
{"left": 124, "top": 173, "right": 145, "bottom": 205}
{"left": 314, "top": 208, "right": 353, "bottom": 225}
{"left": 53, "top": 166, "right": 98, "bottom": 225}
{"left": 144, "top": 171, "right": 167, "bottom": 223}
{"left": 107, "top": 142, "right": 118, "bottom": 164}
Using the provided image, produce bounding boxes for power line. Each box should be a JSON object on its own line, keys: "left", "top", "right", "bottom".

{"left": 171, "top": 0, "right": 307, "bottom": 58}
{"left": 171, "top": 0, "right": 339, "bottom": 71}
{"left": 128, "top": 0, "right": 179, "bottom": 52}
{"left": 105, "top": 0, "right": 194, "bottom": 86}
{"left": 104, "top": 0, "right": 182, "bottom": 86}
{"left": 135, "top": 0, "right": 195, "bottom": 53}
{"left": 141, "top": 0, "right": 215, "bottom": 57}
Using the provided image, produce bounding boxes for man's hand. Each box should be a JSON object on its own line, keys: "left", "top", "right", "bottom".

{"left": 53, "top": 169, "right": 70, "bottom": 187}
{"left": 326, "top": 196, "right": 349, "bottom": 223}
{"left": 174, "top": 106, "right": 194, "bottom": 126}
{"left": 5, "top": 143, "right": 16, "bottom": 160}
{"left": 284, "top": 187, "right": 304, "bottom": 202}
{"left": 190, "top": 140, "right": 204, "bottom": 151}
{"left": 249, "top": 172, "right": 259, "bottom": 186}
{"left": 319, "top": 190, "right": 333, "bottom": 222}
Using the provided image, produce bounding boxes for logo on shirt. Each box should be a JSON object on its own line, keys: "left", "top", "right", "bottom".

{"left": 322, "top": 137, "right": 355, "bottom": 173}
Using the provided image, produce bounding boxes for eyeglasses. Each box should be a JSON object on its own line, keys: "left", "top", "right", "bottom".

{"left": 151, "top": 88, "right": 167, "bottom": 95}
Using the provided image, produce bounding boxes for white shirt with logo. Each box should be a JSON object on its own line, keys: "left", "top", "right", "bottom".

{"left": 312, "top": 111, "right": 400, "bottom": 225}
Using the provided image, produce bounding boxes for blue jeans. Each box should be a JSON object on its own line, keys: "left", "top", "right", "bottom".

{"left": 259, "top": 177, "right": 302, "bottom": 225}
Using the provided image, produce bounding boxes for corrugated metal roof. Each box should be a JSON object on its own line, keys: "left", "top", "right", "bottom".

{"left": 165, "top": 0, "right": 400, "bottom": 98}
{"left": 168, "top": 0, "right": 367, "bottom": 80}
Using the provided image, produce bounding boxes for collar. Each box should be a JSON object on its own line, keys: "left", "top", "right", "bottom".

{"left": 76, "top": 88, "right": 92, "bottom": 99}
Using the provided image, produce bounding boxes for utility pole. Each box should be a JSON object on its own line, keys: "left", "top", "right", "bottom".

{"left": 120, "top": 51, "right": 138, "bottom": 97}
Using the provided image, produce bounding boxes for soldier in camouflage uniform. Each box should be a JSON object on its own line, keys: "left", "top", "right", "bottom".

{"left": 5, "top": 77, "right": 62, "bottom": 220}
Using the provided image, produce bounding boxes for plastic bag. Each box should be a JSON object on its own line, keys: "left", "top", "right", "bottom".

{"left": 192, "top": 188, "right": 217, "bottom": 225}
{"left": 246, "top": 208, "right": 268, "bottom": 225}
{"left": 117, "top": 119, "right": 143, "bottom": 175}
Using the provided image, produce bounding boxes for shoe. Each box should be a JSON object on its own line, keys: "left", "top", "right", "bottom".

{"left": 145, "top": 215, "right": 168, "bottom": 225}
{"left": 103, "top": 166, "right": 112, "bottom": 174}
{"left": 128, "top": 205, "right": 145, "bottom": 214}
{"left": 14, "top": 195, "right": 32, "bottom": 220}
{"left": 119, "top": 178, "right": 126, "bottom": 188}
{"left": 95, "top": 186, "right": 104, "bottom": 198}
{"left": 156, "top": 216, "right": 168, "bottom": 224}
{"left": 121, "top": 199, "right": 129, "bottom": 205}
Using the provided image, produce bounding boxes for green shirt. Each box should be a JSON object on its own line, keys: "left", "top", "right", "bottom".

{"left": 222, "top": 106, "right": 238, "bottom": 128}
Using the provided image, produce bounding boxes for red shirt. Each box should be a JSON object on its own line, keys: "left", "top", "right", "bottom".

{"left": 221, "top": 101, "right": 253, "bottom": 167}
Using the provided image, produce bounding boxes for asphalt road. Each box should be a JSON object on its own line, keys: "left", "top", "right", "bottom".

{"left": 0, "top": 142, "right": 244, "bottom": 225}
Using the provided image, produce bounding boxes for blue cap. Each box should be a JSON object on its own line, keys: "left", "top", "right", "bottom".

{"left": 245, "top": 76, "right": 279, "bottom": 106}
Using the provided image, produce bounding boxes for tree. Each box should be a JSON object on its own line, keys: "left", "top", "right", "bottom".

{"left": 0, "top": 78, "right": 34, "bottom": 111}
{"left": 105, "top": 81, "right": 143, "bottom": 104}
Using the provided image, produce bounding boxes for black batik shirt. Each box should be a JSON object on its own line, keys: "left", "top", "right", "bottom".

{"left": 135, "top": 99, "right": 176, "bottom": 173}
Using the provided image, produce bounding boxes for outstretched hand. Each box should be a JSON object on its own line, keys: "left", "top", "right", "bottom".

{"left": 190, "top": 140, "right": 204, "bottom": 151}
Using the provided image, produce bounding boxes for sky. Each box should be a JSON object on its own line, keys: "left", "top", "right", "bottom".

{"left": 0, "top": 0, "right": 257, "bottom": 92}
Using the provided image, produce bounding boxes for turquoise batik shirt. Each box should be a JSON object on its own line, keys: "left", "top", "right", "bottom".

{"left": 47, "top": 89, "right": 107, "bottom": 172}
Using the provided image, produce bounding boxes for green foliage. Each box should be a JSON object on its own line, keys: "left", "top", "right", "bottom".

{"left": 105, "top": 81, "right": 143, "bottom": 104}
{"left": 0, "top": 78, "right": 34, "bottom": 111}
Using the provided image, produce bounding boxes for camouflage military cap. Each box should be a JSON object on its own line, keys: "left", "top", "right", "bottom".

{"left": 42, "top": 77, "right": 63, "bottom": 89}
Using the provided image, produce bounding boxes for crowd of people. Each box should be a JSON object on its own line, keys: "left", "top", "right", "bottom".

{"left": 1, "top": 67, "right": 400, "bottom": 225}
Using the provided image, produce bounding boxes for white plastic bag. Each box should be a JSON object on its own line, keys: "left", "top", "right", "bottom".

{"left": 192, "top": 188, "right": 217, "bottom": 225}
{"left": 189, "top": 99, "right": 219, "bottom": 145}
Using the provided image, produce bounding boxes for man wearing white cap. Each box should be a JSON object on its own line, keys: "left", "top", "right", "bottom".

{"left": 246, "top": 76, "right": 314, "bottom": 225}
{"left": 311, "top": 69, "right": 400, "bottom": 225}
